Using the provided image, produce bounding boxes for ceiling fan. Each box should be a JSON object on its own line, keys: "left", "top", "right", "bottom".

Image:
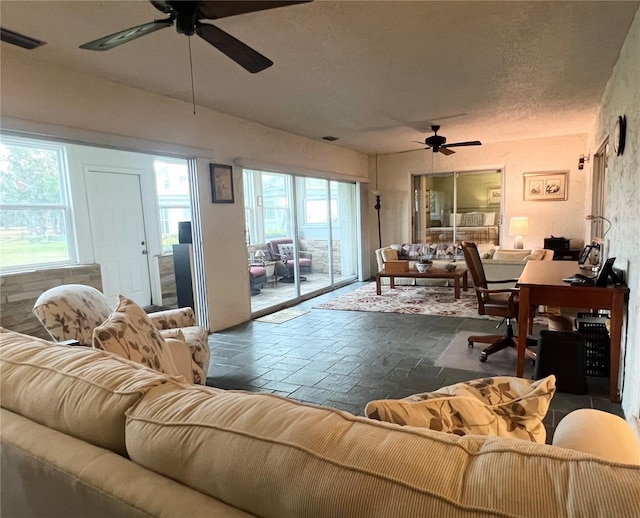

{"left": 1, "top": 27, "right": 46, "bottom": 49}
{"left": 411, "top": 125, "right": 482, "bottom": 155}
{"left": 79, "top": 0, "right": 312, "bottom": 73}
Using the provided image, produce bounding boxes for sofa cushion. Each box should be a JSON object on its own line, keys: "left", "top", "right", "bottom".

{"left": 381, "top": 248, "right": 399, "bottom": 261}
{"left": 524, "top": 249, "right": 546, "bottom": 261}
{"left": 93, "top": 295, "right": 180, "bottom": 377}
{"left": 364, "top": 376, "right": 556, "bottom": 443}
{"left": 0, "top": 328, "right": 178, "bottom": 456}
{"left": 126, "top": 384, "right": 640, "bottom": 518}
{"left": 492, "top": 249, "right": 531, "bottom": 261}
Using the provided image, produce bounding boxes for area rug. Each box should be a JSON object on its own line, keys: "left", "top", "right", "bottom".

{"left": 436, "top": 331, "right": 535, "bottom": 378}
{"left": 255, "top": 308, "right": 309, "bottom": 324}
{"left": 314, "top": 282, "right": 500, "bottom": 320}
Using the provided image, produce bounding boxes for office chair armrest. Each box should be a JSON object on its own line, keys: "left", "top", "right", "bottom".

{"left": 486, "top": 278, "right": 519, "bottom": 285}
{"left": 477, "top": 287, "right": 518, "bottom": 295}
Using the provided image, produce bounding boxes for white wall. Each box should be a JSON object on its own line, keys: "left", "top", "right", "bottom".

{"left": 371, "top": 133, "right": 588, "bottom": 271}
{"left": 588, "top": 7, "right": 640, "bottom": 422}
{"left": 1, "top": 47, "right": 368, "bottom": 331}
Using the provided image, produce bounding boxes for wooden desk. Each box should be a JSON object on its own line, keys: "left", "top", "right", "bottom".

{"left": 517, "top": 261, "right": 629, "bottom": 402}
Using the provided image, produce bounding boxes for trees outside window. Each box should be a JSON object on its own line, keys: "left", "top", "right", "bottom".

{"left": 0, "top": 137, "right": 74, "bottom": 270}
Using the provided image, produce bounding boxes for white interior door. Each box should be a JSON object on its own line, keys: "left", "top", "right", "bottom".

{"left": 85, "top": 170, "right": 152, "bottom": 306}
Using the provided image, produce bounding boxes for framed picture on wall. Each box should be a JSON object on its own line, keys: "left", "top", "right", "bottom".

{"left": 487, "top": 187, "right": 501, "bottom": 204}
{"left": 523, "top": 171, "right": 568, "bottom": 201}
{"left": 210, "top": 163, "right": 234, "bottom": 203}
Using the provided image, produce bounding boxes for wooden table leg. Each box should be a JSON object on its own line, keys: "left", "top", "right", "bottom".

{"left": 462, "top": 272, "right": 468, "bottom": 292}
{"left": 517, "top": 286, "right": 531, "bottom": 378}
{"left": 390, "top": 276, "right": 395, "bottom": 289}
{"left": 453, "top": 276, "right": 460, "bottom": 299}
{"left": 376, "top": 274, "right": 382, "bottom": 295}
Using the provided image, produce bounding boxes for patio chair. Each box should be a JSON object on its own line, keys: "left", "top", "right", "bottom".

{"left": 267, "top": 238, "right": 312, "bottom": 282}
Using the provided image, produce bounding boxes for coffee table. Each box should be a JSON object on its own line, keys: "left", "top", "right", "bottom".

{"left": 375, "top": 268, "right": 468, "bottom": 299}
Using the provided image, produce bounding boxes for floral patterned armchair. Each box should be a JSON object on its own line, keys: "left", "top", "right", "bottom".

{"left": 32, "top": 284, "right": 210, "bottom": 384}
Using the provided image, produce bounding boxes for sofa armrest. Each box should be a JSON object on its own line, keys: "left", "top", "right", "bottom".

{"left": 148, "top": 307, "right": 196, "bottom": 329}
{"left": 164, "top": 338, "right": 195, "bottom": 384}
{"left": 552, "top": 409, "right": 640, "bottom": 465}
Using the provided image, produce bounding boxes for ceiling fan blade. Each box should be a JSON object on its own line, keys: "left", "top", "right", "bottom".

{"left": 197, "top": 0, "right": 313, "bottom": 20}
{"left": 196, "top": 23, "right": 272, "bottom": 73}
{"left": 438, "top": 147, "right": 455, "bottom": 156}
{"left": 80, "top": 18, "right": 174, "bottom": 51}
{"left": 441, "top": 140, "right": 482, "bottom": 148}
{"left": 412, "top": 140, "right": 429, "bottom": 146}
{"left": 1, "top": 27, "right": 46, "bottom": 49}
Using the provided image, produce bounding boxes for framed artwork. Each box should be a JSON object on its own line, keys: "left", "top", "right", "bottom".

{"left": 523, "top": 171, "right": 568, "bottom": 201}
{"left": 210, "top": 163, "right": 234, "bottom": 203}
{"left": 487, "top": 187, "right": 501, "bottom": 204}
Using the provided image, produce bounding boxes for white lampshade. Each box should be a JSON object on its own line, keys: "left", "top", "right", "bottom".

{"left": 509, "top": 217, "right": 530, "bottom": 249}
{"left": 255, "top": 249, "right": 266, "bottom": 258}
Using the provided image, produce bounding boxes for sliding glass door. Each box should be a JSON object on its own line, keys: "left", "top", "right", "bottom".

{"left": 244, "top": 169, "right": 359, "bottom": 314}
{"left": 412, "top": 169, "right": 502, "bottom": 248}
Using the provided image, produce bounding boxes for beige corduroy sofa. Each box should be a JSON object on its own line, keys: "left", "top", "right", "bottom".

{"left": 2, "top": 328, "right": 639, "bottom": 518}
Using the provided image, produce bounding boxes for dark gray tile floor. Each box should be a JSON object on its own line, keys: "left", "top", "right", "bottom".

{"left": 206, "top": 282, "right": 624, "bottom": 444}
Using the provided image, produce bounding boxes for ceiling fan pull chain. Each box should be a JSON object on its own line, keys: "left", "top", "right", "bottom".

{"left": 188, "top": 36, "right": 196, "bottom": 115}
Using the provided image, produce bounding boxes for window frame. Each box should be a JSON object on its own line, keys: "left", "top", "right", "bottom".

{"left": 0, "top": 135, "right": 77, "bottom": 272}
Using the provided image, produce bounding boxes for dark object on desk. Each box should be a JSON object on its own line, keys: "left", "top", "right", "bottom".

{"left": 577, "top": 245, "right": 594, "bottom": 267}
{"left": 563, "top": 273, "right": 595, "bottom": 286}
{"left": 534, "top": 331, "right": 587, "bottom": 394}
{"left": 562, "top": 257, "right": 621, "bottom": 287}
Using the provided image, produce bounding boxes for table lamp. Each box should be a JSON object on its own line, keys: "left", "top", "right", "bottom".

{"left": 509, "top": 217, "right": 529, "bottom": 249}
{"left": 255, "top": 249, "right": 266, "bottom": 261}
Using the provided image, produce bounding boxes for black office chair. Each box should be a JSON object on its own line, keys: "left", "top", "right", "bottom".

{"left": 462, "top": 241, "right": 536, "bottom": 363}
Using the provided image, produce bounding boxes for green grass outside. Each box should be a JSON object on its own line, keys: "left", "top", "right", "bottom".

{"left": 0, "top": 240, "right": 69, "bottom": 268}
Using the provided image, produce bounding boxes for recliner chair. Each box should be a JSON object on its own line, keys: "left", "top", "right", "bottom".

{"left": 32, "top": 284, "right": 210, "bottom": 384}
{"left": 462, "top": 241, "right": 536, "bottom": 363}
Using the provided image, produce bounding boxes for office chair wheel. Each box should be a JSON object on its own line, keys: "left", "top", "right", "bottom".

{"left": 479, "top": 352, "right": 488, "bottom": 362}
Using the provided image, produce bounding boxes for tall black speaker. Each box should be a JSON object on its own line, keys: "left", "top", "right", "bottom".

{"left": 178, "top": 221, "right": 192, "bottom": 244}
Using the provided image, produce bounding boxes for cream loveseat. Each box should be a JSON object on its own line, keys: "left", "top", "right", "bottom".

{"left": 2, "top": 328, "right": 639, "bottom": 518}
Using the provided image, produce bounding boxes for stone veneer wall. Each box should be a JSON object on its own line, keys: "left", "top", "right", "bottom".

{"left": 158, "top": 254, "right": 178, "bottom": 308}
{"left": 0, "top": 264, "right": 102, "bottom": 340}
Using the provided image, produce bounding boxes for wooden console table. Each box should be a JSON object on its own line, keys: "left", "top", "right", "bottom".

{"left": 517, "top": 261, "right": 629, "bottom": 402}
{"left": 376, "top": 268, "right": 468, "bottom": 299}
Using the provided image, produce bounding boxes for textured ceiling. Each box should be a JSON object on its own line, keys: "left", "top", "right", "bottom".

{"left": 1, "top": 0, "right": 638, "bottom": 155}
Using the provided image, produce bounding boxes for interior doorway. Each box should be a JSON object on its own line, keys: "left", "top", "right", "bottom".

{"left": 85, "top": 169, "right": 152, "bottom": 306}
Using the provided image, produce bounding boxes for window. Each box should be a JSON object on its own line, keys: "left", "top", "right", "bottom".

{"left": 0, "top": 137, "right": 74, "bottom": 270}
{"left": 154, "top": 158, "right": 191, "bottom": 253}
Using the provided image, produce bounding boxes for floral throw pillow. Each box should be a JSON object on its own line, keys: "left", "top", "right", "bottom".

{"left": 365, "top": 375, "right": 556, "bottom": 443}
{"left": 93, "top": 295, "right": 179, "bottom": 377}
{"left": 277, "top": 243, "right": 295, "bottom": 260}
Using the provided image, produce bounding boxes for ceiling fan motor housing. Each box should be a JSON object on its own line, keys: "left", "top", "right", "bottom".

{"left": 170, "top": 1, "right": 200, "bottom": 36}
